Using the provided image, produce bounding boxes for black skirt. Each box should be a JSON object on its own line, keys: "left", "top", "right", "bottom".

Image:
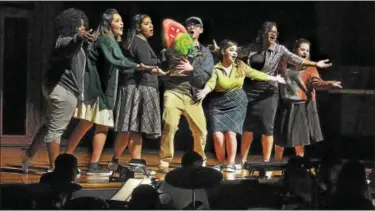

{"left": 243, "top": 89, "right": 279, "bottom": 135}
{"left": 274, "top": 100, "right": 323, "bottom": 148}
{"left": 208, "top": 89, "right": 248, "bottom": 134}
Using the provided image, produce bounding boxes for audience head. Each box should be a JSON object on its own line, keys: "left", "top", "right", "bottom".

{"left": 181, "top": 151, "right": 203, "bottom": 167}
{"left": 54, "top": 153, "right": 78, "bottom": 182}
{"left": 128, "top": 184, "right": 160, "bottom": 209}
{"left": 318, "top": 153, "right": 343, "bottom": 195}
{"left": 336, "top": 159, "right": 368, "bottom": 195}
{"left": 284, "top": 156, "right": 317, "bottom": 206}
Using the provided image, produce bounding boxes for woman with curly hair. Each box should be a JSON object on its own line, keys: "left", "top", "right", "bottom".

{"left": 64, "top": 9, "right": 156, "bottom": 175}
{"left": 21, "top": 8, "right": 96, "bottom": 172}
{"left": 108, "top": 14, "right": 166, "bottom": 170}
{"left": 196, "top": 39, "right": 285, "bottom": 172}
{"left": 240, "top": 21, "right": 332, "bottom": 174}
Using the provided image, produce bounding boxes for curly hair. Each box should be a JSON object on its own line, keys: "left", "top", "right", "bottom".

{"left": 54, "top": 8, "right": 89, "bottom": 38}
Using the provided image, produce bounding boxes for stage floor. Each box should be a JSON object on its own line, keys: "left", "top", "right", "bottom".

{"left": 0, "top": 146, "right": 286, "bottom": 189}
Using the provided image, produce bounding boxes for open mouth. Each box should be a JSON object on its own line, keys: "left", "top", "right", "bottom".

{"left": 189, "top": 30, "right": 194, "bottom": 35}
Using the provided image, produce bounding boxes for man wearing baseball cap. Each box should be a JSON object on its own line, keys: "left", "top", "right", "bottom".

{"left": 158, "top": 16, "right": 214, "bottom": 173}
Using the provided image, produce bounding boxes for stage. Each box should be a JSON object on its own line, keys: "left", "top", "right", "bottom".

{"left": 0, "top": 146, "right": 287, "bottom": 189}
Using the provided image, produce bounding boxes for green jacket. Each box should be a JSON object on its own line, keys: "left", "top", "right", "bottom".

{"left": 83, "top": 35, "right": 138, "bottom": 110}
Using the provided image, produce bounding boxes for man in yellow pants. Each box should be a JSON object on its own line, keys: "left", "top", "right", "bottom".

{"left": 159, "top": 17, "right": 214, "bottom": 173}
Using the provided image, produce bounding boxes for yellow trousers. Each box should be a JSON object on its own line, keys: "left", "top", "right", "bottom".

{"left": 159, "top": 90, "right": 207, "bottom": 167}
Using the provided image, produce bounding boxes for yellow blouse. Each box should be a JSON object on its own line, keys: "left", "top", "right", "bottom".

{"left": 205, "top": 61, "right": 269, "bottom": 92}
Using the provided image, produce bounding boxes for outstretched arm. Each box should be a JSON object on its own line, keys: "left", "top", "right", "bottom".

{"left": 245, "top": 63, "right": 285, "bottom": 84}
{"left": 53, "top": 35, "right": 84, "bottom": 60}
{"left": 308, "top": 67, "right": 342, "bottom": 90}
{"left": 132, "top": 41, "right": 168, "bottom": 76}
{"left": 281, "top": 45, "right": 332, "bottom": 69}
{"left": 98, "top": 35, "right": 139, "bottom": 74}
{"left": 54, "top": 28, "right": 97, "bottom": 60}
{"left": 196, "top": 69, "right": 217, "bottom": 100}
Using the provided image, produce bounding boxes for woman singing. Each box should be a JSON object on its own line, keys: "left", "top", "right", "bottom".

{"left": 240, "top": 22, "right": 332, "bottom": 172}
{"left": 65, "top": 9, "right": 155, "bottom": 175}
{"left": 197, "top": 40, "right": 285, "bottom": 172}
{"left": 274, "top": 38, "right": 342, "bottom": 160}
{"left": 108, "top": 14, "right": 166, "bottom": 171}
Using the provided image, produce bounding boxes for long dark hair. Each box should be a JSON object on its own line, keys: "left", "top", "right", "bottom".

{"left": 219, "top": 39, "right": 246, "bottom": 78}
{"left": 96, "top": 8, "right": 121, "bottom": 41}
{"left": 124, "top": 14, "right": 149, "bottom": 50}
{"left": 255, "top": 21, "right": 278, "bottom": 45}
{"left": 54, "top": 8, "right": 89, "bottom": 38}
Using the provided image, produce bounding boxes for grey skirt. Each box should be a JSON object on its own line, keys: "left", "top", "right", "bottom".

{"left": 208, "top": 89, "right": 248, "bottom": 134}
{"left": 114, "top": 84, "right": 161, "bottom": 138}
{"left": 274, "top": 100, "right": 323, "bottom": 147}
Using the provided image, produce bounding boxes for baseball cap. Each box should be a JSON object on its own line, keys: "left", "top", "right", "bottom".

{"left": 185, "top": 16, "right": 203, "bottom": 28}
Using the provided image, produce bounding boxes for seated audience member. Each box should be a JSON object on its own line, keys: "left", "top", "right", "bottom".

{"left": 326, "top": 159, "right": 374, "bottom": 210}
{"left": 39, "top": 153, "right": 80, "bottom": 185}
{"left": 39, "top": 153, "right": 81, "bottom": 209}
{"left": 128, "top": 184, "right": 161, "bottom": 209}
{"left": 157, "top": 151, "right": 211, "bottom": 209}
{"left": 316, "top": 153, "right": 343, "bottom": 206}
{"left": 282, "top": 156, "right": 319, "bottom": 209}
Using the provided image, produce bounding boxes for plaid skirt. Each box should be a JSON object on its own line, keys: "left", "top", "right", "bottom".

{"left": 208, "top": 89, "right": 248, "bottom": 134}
{"left": 274, "top": 100, "right": 323, "bottom": 147}
{"left": 114, "top": 84, "right": 161, "bottom": 138}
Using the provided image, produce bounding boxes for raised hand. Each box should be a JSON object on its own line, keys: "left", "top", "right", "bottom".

{"left": 208, "top": 39, "right": 220, "bottom": 52}
{"left": 176, "top": 57, "right": 194, "bottom": 72}
{"left": 332, "top": 81, "right": 342, "bottom": 88}
{"left": 78, "top": 28, "right": 97, "bottom": 43}
{"left": 316, "top": 59, "right": 332, "bottom": 69}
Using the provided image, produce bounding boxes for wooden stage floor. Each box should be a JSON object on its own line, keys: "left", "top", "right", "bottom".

{"left": 0, "top": 146, "right": 286, "bottom": 189}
